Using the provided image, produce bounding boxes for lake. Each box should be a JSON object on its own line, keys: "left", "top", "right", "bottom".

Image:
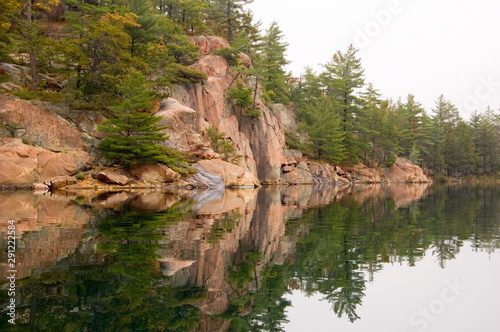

{"left": 1, "top": 184, "right": 499, "bottom": 331}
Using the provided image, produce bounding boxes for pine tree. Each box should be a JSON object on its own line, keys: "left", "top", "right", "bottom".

{"left": 398, "top": 94, "right": 425, "bottom": 157}
{"left": 454, "top": 121, "right": 477, "bottom": 175}
{"left": 207, "top": 0, "right": 254, "bottom": 42}
{"left": 291, "top": 66, "right": 322, "bottom": 107}
{"left": 359, "top": 83, "right": 382, "bottom": 166}
{"left": 320, "top": 45, "right": 365, "bottom": 165}
{"left": 15, "top": 0, "right": 60, "bottom": 90}
{"left": 432, "top": 95, "right": 463, "bottom": 175}
{"left": 227, "top": 81, "right": 256, "bottom": 130}
{"left": 258, "top": 21, "right": 290, "bottom": 104}
{"left": 473, "top": 107, "right": 500, "bottom": 173}
{"left": 159, "top": 0, "right": 208, "bottom": 34}
{"left": 0, "top": 0, "right": 21, "bottom": 61}
{"left": 299, "top": 97, "right": 346, "bottom": 164}
{"left": 98, "top": 73, "right": 169, "bottom": 168}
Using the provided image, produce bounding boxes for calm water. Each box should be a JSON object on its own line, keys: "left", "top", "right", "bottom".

{"left": 1, "top": 184, "right": 499, "bottom": 331}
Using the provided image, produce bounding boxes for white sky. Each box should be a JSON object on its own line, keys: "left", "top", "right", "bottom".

{"left": 283, "top": 242, "right": 500, "bottom": 332}
{"left": 248, "top": 0, "right": 500, "bottom": 118}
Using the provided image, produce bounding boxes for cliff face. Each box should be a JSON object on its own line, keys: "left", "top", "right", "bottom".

{"left": 165, "top": 36, "right": 290, "bottom": 184}
{"left": 0, "top": 36, "right": 430, "bottom": 188}
{"left": 161, "top": 36, "right": 430, "bottom": 185}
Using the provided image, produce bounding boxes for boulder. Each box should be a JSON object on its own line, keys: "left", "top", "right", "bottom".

{"left": 130, "top": 163, "right": 180, "bottom": 183}
{"left": 193, "top": 159, "right": 260, "bottom": 188}
{"left": 190, "top": 36, "right": 231, "bottom": 56}
{"left": 154, "top": 98, "right": 209, "bottom": 152}
{"left": 193, "top": 146, "right": 216, "bottom": 160}
{"left": 281, "top": 161, "right": 314, "bottom": 185}
{"left": 37, "top": 150, "right": 91, "bottom": 179}
{"left": 385, "top": 158, "right": 430, "bottom": 183}
{"left": 239, "top": 52, "right": 252, "bottom": 68}
{"left": 308, "top": 162, "right": 349, "bottom": 185}
{"left": 190, "top": 55, "right": 229, "bottom": 77}
{"left": 33, "top": 183, "right": 49, "bottom": 191}
{"left": 0, "top": 138, "right": 91, "bottom": 188}
{"left": 97, "top": 170, "right": 130, "bottom": 186}
{"left": 44, "top": 176, "right": 77, "bottom": 189}
{"left": 347, "top": 163, "right": 386, "bottom": 183}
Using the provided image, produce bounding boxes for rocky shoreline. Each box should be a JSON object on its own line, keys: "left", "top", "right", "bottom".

{"left": 0, "top": 36, "right": 430, "bottom": 191}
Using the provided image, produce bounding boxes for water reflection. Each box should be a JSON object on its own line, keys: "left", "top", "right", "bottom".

{"left": 1, "top": 183, "right": 499, "bottom": 331}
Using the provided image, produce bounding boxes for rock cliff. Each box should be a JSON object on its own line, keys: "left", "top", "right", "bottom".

{"left": 160, "top": 36, "right": 430, "bottom": 185}
{"left": 0, "top": 36, "right": 430, "bottom": 189}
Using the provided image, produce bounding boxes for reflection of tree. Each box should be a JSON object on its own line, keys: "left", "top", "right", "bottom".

{"left": 2, "top": 184, "right": 500, "bottom": 330}
{"left": 285, "top": 184, "right": 500, "bottom": 323}
{"left": 0, "top": 205, "right": 205, "bottom": 331}
{"left": 290, "top": 203, "right": 367, "bottom": 322}
{"left": 225, "top": 264, "right": 292, "bottom": 332}
{"left": 207, "top": 210, "right": 243, "bottom": 244}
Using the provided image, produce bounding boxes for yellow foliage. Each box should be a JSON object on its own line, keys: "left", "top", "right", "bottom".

{"left": 33, "top": 0, "right": 60, "bottom": 13}
{"left": 100, "top": 12, "right": 140, "bottom": 28}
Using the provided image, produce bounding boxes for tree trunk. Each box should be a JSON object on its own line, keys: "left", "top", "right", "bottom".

{"left": 226, "top": 0, "right": 232, "bottom": 41}
{"left": 25, "top": 0, "right": 38, "bottom": 91}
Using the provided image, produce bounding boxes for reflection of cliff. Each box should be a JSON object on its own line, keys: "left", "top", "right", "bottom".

{"left": 0, "top": 192, "right": 91, "bottom": 279}
{"left": 343, "top": 183, "right": 432, "bottom": 207}
{"left": 157, "top": 184, "right": 433, "bottom": 330}
{"left": 0, "top": 190, "right": 185, "bottom": 280}
{"left": 0, "top": 184, "right": 435, "bottom": 330}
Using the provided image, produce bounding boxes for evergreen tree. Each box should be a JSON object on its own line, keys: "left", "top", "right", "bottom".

{"left": 473, "top": 107, "right": 500, "bottom": 173}
{"left": 160, "top": 0, "right": 208, "bottom": 33}
{"left": 15, "top": 0, "right": 60, "bottom": 90}
{"left": 320, "top": 45, "right": 365, "bottom": 165}
{"left": 359, "top": 83, "right": 382, "bottom": 166}
{"left": 398, "top": 94, "right": 425, "bottom": 157}
{"left": 124, "top": 0, "right": 159, "bottom": 57}
{"left": 206, "top": 125, "right": 242, "bottom": 164}
{"left": 454, "top": 121, "right": 477, "bottom": 175}
{"left": 416, "top": 110, "right": 435, "bottom": 171}
{"left": 291, "top": 66, "right": 322, "bottom": 106}
{"left": 207, "top": 0, "right": 254, "bottom": 42}
{"left": 98, "top": 73, "right": 169, "bottom": 168}
{"left": 298, "top": 96, "right": 346, "bottom": 164}
{"left": 258, "top": 21, "right": 290, "bottom": 104}
{"left": 0, "top": 0, "right": 21, "bottom": 61}
{"left": 359, "top": 90, "right": 402, "bottom": 167}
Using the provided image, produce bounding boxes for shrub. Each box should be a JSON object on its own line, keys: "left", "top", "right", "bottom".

{"left": 169, "top": 63, "right": 207, "bottom": 84}
{"left": 206, "top": 125, "right": 242, "bottom": 165}
{"left": 213, "top": 47, "right": 240, "bottom": 67}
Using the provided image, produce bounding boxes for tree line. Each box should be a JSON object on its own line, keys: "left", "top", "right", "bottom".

{"left": 288, "top": 46, "right": 500, "bottom": 177}
{"left": 0, "top": 0, "right": 266, "bottom": 104}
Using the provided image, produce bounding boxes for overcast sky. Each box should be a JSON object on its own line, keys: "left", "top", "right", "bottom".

{"left": 249, "top": 0, "right": 500, "bottom": 118}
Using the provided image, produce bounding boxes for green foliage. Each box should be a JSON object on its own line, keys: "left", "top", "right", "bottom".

{"left": 206, "top": 125, "right": 242, "bottom": 164}
{"left": 207, "top": 0, "right": 255, "bottom": 42}
{"left": 257, "top": 21, "right": 290, "bottom": 104}
{"left": 168, "top": 63, "right": 207, "bottom": 84}
{"left": 160, "top": 0, "right": 209, "bottom": 35}
{"left": 409, "top": 143, "right": 421, "bottom": 165}
{"left": 13, "top": 90, "right": 65, "bottom": 103}
{"left": 97, "top": 73, "right": 170, "bottom": 168}
{"left": 162, "top": 145, "right": 195, "bottom": 174}
{"left": 75, "top": 173, "right": 85, "bottom": 181}
{"left": 227, "top": 81, "right": 256, "bottom": 117}
{"left": 213, "top": 47, "right": 240, "bottom": 66}
{"left": 297, "top": 97, "right": 346, "bottom": 164}
{"left": 0, "top": 0, "right": 20, "bottom": 61}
